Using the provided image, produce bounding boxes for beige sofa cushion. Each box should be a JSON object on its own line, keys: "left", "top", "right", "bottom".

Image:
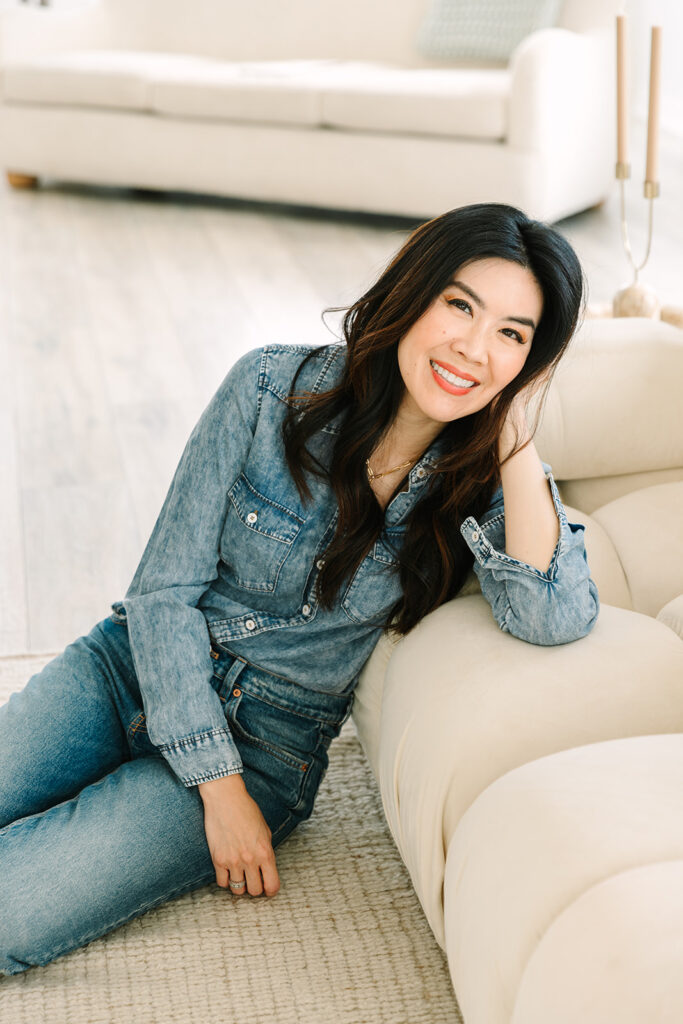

{"left": 358, "top": 596, "right": 683, "bottom": 946}
{"left": 1, "top": 50, "right": 209, "bottom": 111}
{"left": 320, "top": 66, "right": 510, "bottom": 139}
{"left": 591, "top": 481, "right": 683, "bottom": 618}
{"left": 534, "top": 318, "right": 683, "bottom": 484}
{"left": 151, "top": 59, "right": 347, "bottom": 126}
{"left": 445, "top": 736, "right": 683, "bottom": 1024}
{"left": 2, "top": 50, "right": 510, "bottom": 139}
{"left": 657, "top": 594, "right": 683, "bottom": 640}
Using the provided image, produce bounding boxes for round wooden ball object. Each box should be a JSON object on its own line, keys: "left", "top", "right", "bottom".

{"left": 612, "top": 282, "right": 661, "bottom": 318}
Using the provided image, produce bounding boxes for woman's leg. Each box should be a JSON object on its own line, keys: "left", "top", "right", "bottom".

{"left": 0, "top": 754, "right": 216, "bottom": 974}
{"left": 0, "top": 748, "right": 302, "bottom": 975}
{"left": 0, "top": 622, "right": 304, "bottom": 976}
{"left": 0, "top": 618, "right": 141, "bottom": 828}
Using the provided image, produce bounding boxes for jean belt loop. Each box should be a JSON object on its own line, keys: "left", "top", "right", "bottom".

{"left": 224, "top": 657, "right": 248, "bottom": 690}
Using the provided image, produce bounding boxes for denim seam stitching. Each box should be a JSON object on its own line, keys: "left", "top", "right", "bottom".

{"left": 158, "top": 728, "right": 233, "bottom": 753}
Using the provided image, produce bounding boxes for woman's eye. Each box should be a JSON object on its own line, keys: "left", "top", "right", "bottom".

{"left": 446, "top": 298, "right": 526, "bottom": 344}
{"left": 502, "top": 328, "right": 525, "bottom": 344}
{"left": 447, "top": 298, "right": 471, "bottom": 313}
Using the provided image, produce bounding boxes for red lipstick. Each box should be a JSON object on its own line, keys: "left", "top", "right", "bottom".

{"left": 431, "top": 359, "right": 480, "bottom": 383}
{"left": 430, "top": 359, "right": 480, "bottom": 396}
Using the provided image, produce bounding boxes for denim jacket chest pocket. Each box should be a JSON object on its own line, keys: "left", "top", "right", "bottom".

{"left": 220, "top": 474, "right": 304, "bottom": 593}
{"left": 341, "top": 529, "right": 404, "bottom": 625}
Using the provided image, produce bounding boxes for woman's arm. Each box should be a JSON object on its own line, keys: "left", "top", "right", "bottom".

{"left": 458, "top": 393, "right": 600, "bottom": 646}
{"left": 497, "top": 395, "right": 559, "bottom": 573}
{"left": 121, "top": 348, "right": 263, "bottom": 787}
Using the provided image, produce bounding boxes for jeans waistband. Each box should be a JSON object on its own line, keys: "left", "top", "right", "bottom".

{"left": 210, "top": 641, "right": 354, "bottom": 727}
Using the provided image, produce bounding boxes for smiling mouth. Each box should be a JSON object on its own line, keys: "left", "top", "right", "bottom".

{"left": 430, "top": 360, "right": 480, "bottom": 388}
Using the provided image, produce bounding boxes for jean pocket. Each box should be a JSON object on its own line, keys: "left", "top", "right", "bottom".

{"left": 219, "top": 474, "right": 304, "bottom": 593}
{"left": 126, "top": 710, "right": 157, "bottom": 757}
{"left": 225, "top": 686, "right": 322, "bottom": 811}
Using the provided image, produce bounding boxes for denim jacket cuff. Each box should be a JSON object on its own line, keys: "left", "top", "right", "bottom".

{"left": 157, "top": 727, "right": 244, "bottom": 788}
{"left": 460, "top": 471, "right": 569, "bottom": 581}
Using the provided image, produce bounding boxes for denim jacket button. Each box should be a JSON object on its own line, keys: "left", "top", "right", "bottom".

{"left": 302, "top": 604, "right": 312, "bottom": 616}
{"left": 416, "top": 467, "right": 426, "bottom": 479}
{"left": 246, "top": 511, "right": 258, "bottom": 524}
{"left": 472, "top": 531, "right": 480, "bottom": 542}
{"left": 245, "top": 618, "right": 256, "bottom": 630}
{"left": 316, "top": 559, "right": 325, "bottom": 570}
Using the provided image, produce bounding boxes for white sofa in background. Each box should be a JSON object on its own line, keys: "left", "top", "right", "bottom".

{"left": 0, "top": 0, "right": 618, "bottom": 221}
{"left": 352, "top": 316, "right": 683, "bottom": 1023}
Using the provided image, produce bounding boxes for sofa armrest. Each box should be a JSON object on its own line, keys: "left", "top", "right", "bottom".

{"left": 0, "top": 2, "right": 137, "bottom": 63}
{"left": 508, "top": 27, "right": 612, "bottom": 152}
{"left": 507, "top": 26, "right": 613, "bottom": 213}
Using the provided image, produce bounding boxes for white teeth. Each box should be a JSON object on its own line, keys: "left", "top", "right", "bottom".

{"left": 431, "top": 361, "right": 478, "bottom": 388}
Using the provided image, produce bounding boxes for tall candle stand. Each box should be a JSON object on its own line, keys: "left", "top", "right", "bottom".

{"left": 589, "top": 19, "right": 682, "bottom": 329}
{"left": 611, "top": 165, "right": 661, "bottom": 318}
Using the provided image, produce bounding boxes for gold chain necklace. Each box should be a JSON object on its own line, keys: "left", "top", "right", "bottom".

{"left": 365, "top": 457, "right": 415, "bottom": 483}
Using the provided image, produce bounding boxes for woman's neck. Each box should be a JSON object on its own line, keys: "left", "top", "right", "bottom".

{"left": 373, "top": 400, "right": 443, "bottom": 469}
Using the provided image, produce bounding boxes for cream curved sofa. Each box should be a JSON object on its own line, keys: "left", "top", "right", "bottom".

{"left": 352, "top": 316, "right": 683, "bottom": 1023}
{"left": 0, "top": 0, "right": 618, "bottom": 221}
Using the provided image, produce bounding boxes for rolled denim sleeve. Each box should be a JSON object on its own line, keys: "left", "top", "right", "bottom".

{"left": 459, "top": 465, "right": 600, "bottom": 645}
{"left": 120, "top": 348, "right": 262, "bottom": 786}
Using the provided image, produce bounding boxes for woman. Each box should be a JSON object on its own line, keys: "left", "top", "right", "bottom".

{"left": 0, "top": 203, "right": 599, "bottom": 974}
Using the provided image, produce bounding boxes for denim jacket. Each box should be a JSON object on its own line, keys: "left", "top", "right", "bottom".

{"left": 117, "top": 344, "right": 599, "bottom": 787}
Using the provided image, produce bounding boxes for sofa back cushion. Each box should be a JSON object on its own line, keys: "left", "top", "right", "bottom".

{"left": 533, "top": 317, "right": 683, "bottom": 509}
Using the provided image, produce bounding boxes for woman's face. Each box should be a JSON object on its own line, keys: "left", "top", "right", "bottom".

{"left": 396, "top": 257, "right": 543, "bottom": 436}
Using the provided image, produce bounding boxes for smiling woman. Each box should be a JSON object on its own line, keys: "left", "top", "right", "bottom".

{"left": 0, "top": 202, "right": 599, "bottom": 977}
{"left": 397, "top": 258, "right": 543, "bottom": 423}
{"left": 284, "top": 202, "right": 592, "bottom": 631}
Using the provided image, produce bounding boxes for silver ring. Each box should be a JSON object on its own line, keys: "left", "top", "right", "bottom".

{"left": 229, "top": 879, "right": 246, "bottom": 890}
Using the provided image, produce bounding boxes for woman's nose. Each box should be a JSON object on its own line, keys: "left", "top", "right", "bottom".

{"left": 451, "top": 323, "right": 488, "bottom": 365}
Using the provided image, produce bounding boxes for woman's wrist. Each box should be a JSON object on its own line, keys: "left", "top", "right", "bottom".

{"left": 198, "top": 773, "right": 246, "bottom": 803}
{"left": 498, "top": 400, "right": 531, "bottom": 463}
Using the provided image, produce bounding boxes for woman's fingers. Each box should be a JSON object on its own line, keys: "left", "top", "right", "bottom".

{"left": 228, "top": 871, "right": 248, "bottom": 896}
{"left": 244, "top": 863, "right": 263, "bottom": 896}
{"left": 260, "top": 853, "right": 281, "bottom": 897}
{"left": 227, "top": 851, "right": 280, "bottom": 898}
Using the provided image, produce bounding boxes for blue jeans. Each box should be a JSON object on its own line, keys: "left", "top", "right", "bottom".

{"left": 0, "top": 613, "right": 354, "bottom": 975}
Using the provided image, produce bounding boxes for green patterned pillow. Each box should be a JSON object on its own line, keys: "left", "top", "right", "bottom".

{"left": 417, "top": 0, "right": 563, "bottom": 63}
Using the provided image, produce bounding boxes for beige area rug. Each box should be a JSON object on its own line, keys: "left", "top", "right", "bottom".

{"left": 0, "top": 655, "right": 463, "bottom": 1024}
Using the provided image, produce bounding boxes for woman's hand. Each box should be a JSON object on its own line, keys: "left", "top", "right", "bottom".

{"left": 498, "top": 372, "right": 550, "bottom": 462}
{"left": 498, "top": 388, "right": 532, "bottom": 463}
{"left": 198, "top": 774, "right": 280, "bottom": 897}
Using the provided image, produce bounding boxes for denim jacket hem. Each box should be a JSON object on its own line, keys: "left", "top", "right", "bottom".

{"left": 157, "top": 728, "right": 244, "bottom": 788}
{"left": 459, "top": 469, "right": 600, "bottom": 645}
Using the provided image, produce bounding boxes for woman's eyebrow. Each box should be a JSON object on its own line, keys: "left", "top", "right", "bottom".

{"left": 449, "top": 279, "right": 537, "bottom": 331}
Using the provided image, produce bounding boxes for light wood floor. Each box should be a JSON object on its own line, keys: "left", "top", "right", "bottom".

{"left": 1, "top": 126, "right": 681, "bottom": 655}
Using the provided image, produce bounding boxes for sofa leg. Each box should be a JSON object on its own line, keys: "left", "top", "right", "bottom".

{"left": 6, "top": 172, "right": 39, "bottom": 189}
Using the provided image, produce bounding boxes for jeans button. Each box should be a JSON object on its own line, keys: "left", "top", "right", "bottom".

{"left": 245, "top": 619, "right": 256, "bottom": 631}
{"left": 233, "top": 688, "right": 241, "bottom": 698}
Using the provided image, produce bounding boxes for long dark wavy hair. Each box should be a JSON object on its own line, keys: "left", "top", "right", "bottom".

{"left": 283, "top": 203, "right": 585, "bottom": 635}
